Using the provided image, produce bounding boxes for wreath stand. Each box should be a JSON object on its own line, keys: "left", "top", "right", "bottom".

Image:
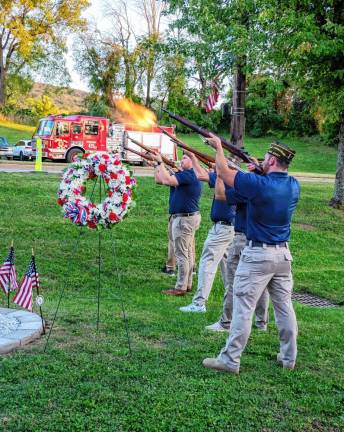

{"left": 44, "top": 170, "right": 132, "bottom": 355}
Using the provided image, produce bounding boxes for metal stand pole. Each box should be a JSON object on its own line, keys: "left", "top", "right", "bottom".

{"left": 108, "top": 227, "right": 132, "bottom": 356}
{"left": 96, "top": 178, "right": 102, "bottom": 331}
{"left": 44, "top": 175, "right": 99, "bottom": 352}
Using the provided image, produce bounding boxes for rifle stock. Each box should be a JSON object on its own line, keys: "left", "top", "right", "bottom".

{"left": 127, "top": 134, "right": 180, "bottom": 171}
{"left": 162, "top": 109, "right": 263, "bottom": 174}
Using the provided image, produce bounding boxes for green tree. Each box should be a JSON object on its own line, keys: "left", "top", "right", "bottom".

{"left": 136, "top": 0, "right": 166, "bottom": 107}
{"left": 74, "top": 30, "right": 122, "bottom": 113}
{"left": 107, "top": 0, "right": 142, "bottom": 100}
{"left": 165, "top": 0, "right": 267, "bottom": 147}
{"left": 260, "top": 0, "right": 344, "bottom": 205}
{"left": 26, "top": 95, "right": 59, "bottom": 118}
{"left": 0, "top": 0, "right": 89, "bottom": 106}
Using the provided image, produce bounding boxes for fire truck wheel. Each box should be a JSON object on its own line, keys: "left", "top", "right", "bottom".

{"left": 66, "top": 148, "right": 84, "bottom": 163}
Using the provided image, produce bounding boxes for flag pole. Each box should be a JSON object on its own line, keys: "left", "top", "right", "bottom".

{"left": 7, "top": 240, "right": 14, "bottom": 308}
{"left": 32, "top": 248, "right": 46, "bottom": 335}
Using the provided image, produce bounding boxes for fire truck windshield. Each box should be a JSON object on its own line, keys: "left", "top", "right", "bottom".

{"left": 36, "top": 119, "right": 54, "bottom": 136}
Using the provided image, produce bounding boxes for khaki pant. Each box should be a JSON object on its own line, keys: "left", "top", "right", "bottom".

{"left": 218, "top": 244, "right": 297, "bottom": 370}
{"left": 220, "top": 232, "right": 269, "bottom": 329}
{"left": 193, "top": 223, "right": 234, "bottom": 307}
{"left": 172, "top": 213, "right": 201, "bottom": 291}
{"left": 166, "top": 216, "right": 197, "bottom": 271}
{"left": 166, "top": 216, "right": 177, "bottom": 271}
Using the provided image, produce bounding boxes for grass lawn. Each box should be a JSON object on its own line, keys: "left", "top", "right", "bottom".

{"left": 0, "top": 122, "right": 35, "bottom": 145}
{"left": 0, "top": 174, "right": 343, "bottom": 431}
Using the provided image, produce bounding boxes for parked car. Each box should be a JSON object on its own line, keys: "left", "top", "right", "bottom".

{"left": 12, "top": 140, "right": 36, "bottom": 161}
{"left": 0, "top": 136, "right": 11, "bottom": 159}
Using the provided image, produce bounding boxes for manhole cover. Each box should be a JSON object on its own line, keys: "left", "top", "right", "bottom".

{"left": 292, "top": 292, "right": 337, "bottom": 308}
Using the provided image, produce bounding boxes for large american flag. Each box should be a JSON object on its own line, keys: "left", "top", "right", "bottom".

{"left": 13, "top": 256, "right": 38, "bottom": 311}
{"left": 205, "top": 82, "right": 220, "bottom": 113}
{"left": 0, "top": 247, "right": 18, "bottom": 294}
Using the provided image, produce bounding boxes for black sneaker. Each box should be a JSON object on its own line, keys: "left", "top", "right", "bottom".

{"left": 161, "top": 266, "right": 176, "bottom": 276}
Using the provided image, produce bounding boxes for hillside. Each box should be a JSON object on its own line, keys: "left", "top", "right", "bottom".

{"left": 28, "top": 82, "right": 88, "bottom": 113}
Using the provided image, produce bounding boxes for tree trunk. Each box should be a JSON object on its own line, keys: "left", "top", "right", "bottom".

{"left": 329, "top": 113, "right": 344, "bottom": 208}
{"left": 0, "top": 64, "right": 6, "bottom": 107}
{"left": 145, "top": 53, "right": 155, "bottom": 108}
{"left": 145, "top": 73, "right": 151, "bottom": 107}
{"left": 230, "top": 64, "right": 246, "bottom": 149}
{"left": 196, "top": 62, "right": 207, "bottom": 108}
{"left": 124, "top": 60, "right": 133, "bottom": 100}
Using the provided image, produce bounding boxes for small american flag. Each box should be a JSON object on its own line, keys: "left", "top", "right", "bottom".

{"left": 205, "top": 82, "right": 220, "bottom": 113}
{"left": 0, "top": 247, "right": 18, "bottom": 294}
{"left": 13, "top": 256, "right": 38, "bottom": 311}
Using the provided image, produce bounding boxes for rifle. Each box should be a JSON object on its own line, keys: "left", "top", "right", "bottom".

{"left": 159, "top": 126, "right": 246, "bottom": 173}
{"left": 123, "top": 145, "right": 155, "bottom": 163}
{"left": 127, "top": 134, "right": 181, "bottom": 171}
{"left": 158, "top": 127, "right": 215, "bottom": 169}
{"left": 162, "top": 109, "right": 263, "bottom": 174}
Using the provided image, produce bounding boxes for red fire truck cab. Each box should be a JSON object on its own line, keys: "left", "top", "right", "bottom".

{"left": 33, "top": 114, "right": 177, "bottom": 163}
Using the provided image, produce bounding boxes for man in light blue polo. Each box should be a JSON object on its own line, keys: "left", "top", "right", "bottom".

{"left": 203, "top": 139, "right": 300, "bottom": 374}
{"left": 205, "top": 189, "right": 269, "bottom": 332}
{"left": 179, "top": 152, "right": 235, "bottom": 313}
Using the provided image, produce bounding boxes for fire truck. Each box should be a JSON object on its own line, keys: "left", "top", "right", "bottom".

{"left": 33, "top": 114, "right": 177, "bottom": 163}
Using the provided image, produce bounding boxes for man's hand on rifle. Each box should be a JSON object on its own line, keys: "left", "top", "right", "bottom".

{"left": 182, "top": 149, "right": 197, "bottom": 160}
{"left": 247, "top": 157, "right": 259, "bottom": 172}
{"left": 145, "top": 159, "right": 155, "bottom": 167}
{"left": 150, "top": 150, "right": 163, "bottom": 163}
{"left": 205, "top": 133, "right": 222, "bottom": 150}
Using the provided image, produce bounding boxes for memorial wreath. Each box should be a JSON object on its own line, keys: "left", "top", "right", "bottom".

{"left": 57, "top": 152, "right": 136, "bottom": 229}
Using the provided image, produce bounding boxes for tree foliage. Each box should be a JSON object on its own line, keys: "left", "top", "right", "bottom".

{"left": 259, "top": 0, "right": 344, "bottom": 134}
{"left": 259, "top": 0, "right": 344, "bottom": 204}
{"left": 0, "top": 0, "right": 89, "bottom": 105}
{"left": 74, "top": 29, "right": 122, "bottom": 112}
{"left": 245, "top": 76, "right": 317, "bottom": 137}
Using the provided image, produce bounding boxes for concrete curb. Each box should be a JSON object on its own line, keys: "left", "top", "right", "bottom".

{"left": 0, "top": 307, "right": 44, "bottom": 354}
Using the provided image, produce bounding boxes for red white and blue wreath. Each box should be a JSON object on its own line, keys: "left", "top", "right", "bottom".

{"left": 57, "top": 152, "right": 136, "bottom": 229}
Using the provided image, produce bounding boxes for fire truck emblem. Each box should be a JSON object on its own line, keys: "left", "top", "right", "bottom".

{"left": 56, "top": 138, "right": 68, "bottom": 150}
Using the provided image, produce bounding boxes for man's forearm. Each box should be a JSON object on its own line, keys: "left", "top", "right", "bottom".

{"left": 157, "top": 163, "right": 176, "bottom": 185}
{"left": 192, "top": 157, "right": 209, "bottom": 181}
{"left": 216, "top": 145, "right": 237, "bottom": 187}
{"left": 154, "top": 165, "right": 163, "bottom": 184}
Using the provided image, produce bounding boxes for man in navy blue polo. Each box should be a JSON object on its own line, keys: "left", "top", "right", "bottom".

{"left": 179, "top": 152, "right": 235, "bottom": 313}
{"left": 153, "top": 152, "right": 202, "bottom": 296}
{"left": 203, "top": 139, "right": 300, "bottom": 374}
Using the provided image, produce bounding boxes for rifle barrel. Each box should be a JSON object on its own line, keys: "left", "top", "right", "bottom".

{"left": 127, "top": 135, "right": 180, "bottom": 171}
{"left": 162, "top": 109, "right": 263, "bottom": 174}
{"left": 159, "top": 127, "right": 215, "bottom": 162}
{"left": 123, "top": 145, "right": 154, "bottom": 162}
